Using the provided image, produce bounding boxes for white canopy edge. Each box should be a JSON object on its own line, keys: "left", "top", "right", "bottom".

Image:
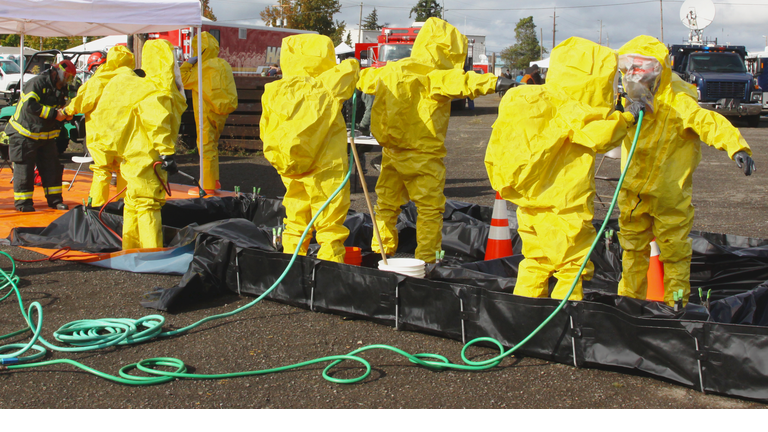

{"left": 335, "top": 42, "right": 353, "bottom": 55}
{"left": 0, "top": 0, "right": 202, "bottom": 37}
{"left": 529, "top": 57, "right": 550, "bottom": 68}
{"left": 68, "top": 35, "right": 128, "bottom": 53}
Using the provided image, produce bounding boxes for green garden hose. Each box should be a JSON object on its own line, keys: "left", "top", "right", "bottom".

{"left": 0, "top": 105, "right": 644, "bottom": 385}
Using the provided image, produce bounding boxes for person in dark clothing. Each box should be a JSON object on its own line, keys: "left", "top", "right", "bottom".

{"left": 521, "top": 64, "right": 544, "bottom": 85}
{"left": 5, "top": 60, "right": 76, "bottom": 212}
{"left": 499, "top": 68, "right": 514, "bottom": 97}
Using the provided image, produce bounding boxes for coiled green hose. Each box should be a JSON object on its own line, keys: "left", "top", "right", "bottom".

{"left": 0, "top": 103, "right": 644, "bottom": 385}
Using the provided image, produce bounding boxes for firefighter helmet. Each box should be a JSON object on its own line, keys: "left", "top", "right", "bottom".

{"left": 86, "top": 52, "right": 106, "bottom": 72}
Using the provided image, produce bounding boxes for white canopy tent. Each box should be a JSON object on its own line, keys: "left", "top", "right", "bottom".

{"left": 529, "top": 57, "right": 550, "bottom": 69}
{"left": 0, "top": 0, "right": 201, "bottom": 36}
{"left": 69, "top": 35, "right": 128, "bottom": 52}
{"left": 0, "top": 0, "right": 210, "bottom": 189}
{"left": 334, "top": 42, "right": 354, "bottom": 55}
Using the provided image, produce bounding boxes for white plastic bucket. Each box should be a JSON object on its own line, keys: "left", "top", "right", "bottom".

{"left": 378, "top": 258, "right": 426, "bottom": 278}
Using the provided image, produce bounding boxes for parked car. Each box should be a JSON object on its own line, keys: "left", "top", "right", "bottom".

{"left": 0, "top": 58, "right": 36, "bottom": 100}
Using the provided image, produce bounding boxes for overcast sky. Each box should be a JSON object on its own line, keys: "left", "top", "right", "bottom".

{"left": 209, "top": 0, "right": 768, "bottom": 55}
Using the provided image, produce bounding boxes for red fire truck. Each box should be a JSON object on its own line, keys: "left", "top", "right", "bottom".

{"left": 372, "top": 26, "right": 419, "bottom": 67}
{"left": 354, "top": 25, "right": 476, "bottom": 110}
{"left": 354, "top": 26, "right": 420, "bottom": 69}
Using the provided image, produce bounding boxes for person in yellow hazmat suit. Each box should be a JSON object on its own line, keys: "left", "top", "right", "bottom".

{"left": 180, "top": 31, "right": 238, "bottom": 192}
{"left": 357, "top": 18, "right": 509, "bottom": 263}
{"left": 616, "top": 35, "right": 755, "bottom": 306}
{"left": 485, "top": 37, "right": 644, "bottom": 301}
{"left": 259, "top": 34, "right": 359, "bottom": 263}
{"left": 64, "top": 45, "right": 134, "bottom": 206}
{"left": 89, "top": 39, "right": 187, "bottom": 249}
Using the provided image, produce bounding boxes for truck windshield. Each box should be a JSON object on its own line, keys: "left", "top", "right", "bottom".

{"left": 688, "top": 53, "right": 747, "bottom": 73}
{"left": 379, "top": 44, "right": 413, "bottom": 63}
{"left": 0, "top": 60, "right": 21, "bottom": 74}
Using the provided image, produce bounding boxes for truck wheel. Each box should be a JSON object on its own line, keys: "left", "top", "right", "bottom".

{"left": 746, "top": 115, "right": 761, "bottom": 128}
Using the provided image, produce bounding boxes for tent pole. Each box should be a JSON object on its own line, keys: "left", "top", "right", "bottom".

{"left": 19, "top": 32, "right": 25, "bottom": 89}
{"left": 197, "top": 25, "right": 205, "bottom": 192}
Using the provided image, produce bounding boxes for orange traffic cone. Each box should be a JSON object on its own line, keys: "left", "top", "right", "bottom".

{"left": 646, "top": 238, "right": 665, "bottom": 301}
{"left": 485, "top": 192, "right": 514, "bottom": 260}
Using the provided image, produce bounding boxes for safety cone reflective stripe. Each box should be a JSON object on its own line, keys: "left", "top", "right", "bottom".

{"left": 646, "top": 238, "right": 665, "bottom": 301}
{"left": 485, "top": 192, "right": 514, "bottom": 260}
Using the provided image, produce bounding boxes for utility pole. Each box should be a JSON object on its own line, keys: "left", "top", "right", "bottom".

{"left": 540, "top": 28, "right": 544, "bottom": 58}
{"left": 358, "top": 3, "right": 363, "bottom": 44}
{"left": 552, "top": 7, "right": 557, "bottom": 50}
{"left": 660, "top": 0, "right": 664, "bottom": 43}
{"left": 598, "top": 20, "right": 603, "bottom": 45}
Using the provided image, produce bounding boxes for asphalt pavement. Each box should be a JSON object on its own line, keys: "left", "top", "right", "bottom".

{"left": 1, "top": 95, "right": 767, "bottom": 410}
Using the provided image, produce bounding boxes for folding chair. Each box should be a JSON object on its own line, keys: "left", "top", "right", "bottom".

{"left": 595, "top": 147, "right": 621, "bottom": 209}
{"left": 69, "top": 146, "right": 93, "bottom": 190}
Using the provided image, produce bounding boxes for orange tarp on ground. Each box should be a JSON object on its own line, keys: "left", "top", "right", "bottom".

{"left": 0, "top": 166, "right": 233, "bottom": 261}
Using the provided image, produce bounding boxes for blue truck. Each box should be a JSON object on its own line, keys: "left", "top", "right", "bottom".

{"left": 669, "top": 44, "right": 763, "bottom": 127}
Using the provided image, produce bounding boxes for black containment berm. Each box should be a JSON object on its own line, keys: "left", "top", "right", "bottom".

{"left": 9, "top": 194, "right": 768, "bottom": 402}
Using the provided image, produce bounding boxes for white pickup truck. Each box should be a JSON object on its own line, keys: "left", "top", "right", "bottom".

{"left": 0, "top": 58, "right": 36, "bottom": 99}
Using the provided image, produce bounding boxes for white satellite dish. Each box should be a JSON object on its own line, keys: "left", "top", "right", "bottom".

{"left": 680, "top": 0, "right": 715, "bottom": 30}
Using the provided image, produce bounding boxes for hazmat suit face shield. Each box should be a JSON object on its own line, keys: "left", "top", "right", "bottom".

{"left": 619, "top": 54, "right": 662, "bottom": 112}
{"left": 54, "top": 60, "right": 77, "bottom": 89}
{"left": 173, "top": 59, "right": 184, "bottom": 94}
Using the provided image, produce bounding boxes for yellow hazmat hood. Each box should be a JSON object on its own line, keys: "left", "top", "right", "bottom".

{"left": 546, "top": 37, "right": 619, "bottom": 111}
{"left": 102, "top": 45, "right": 134, "bottom": 73}
{"left": 411, "top": 17, "right": 467, "bottom": 70}
{"left": 191, "top": 31, "right": 220, "bottom": 62}
{"left": 280, "top": 34, "right": 336, "bottom": 78}
{"left": 141, "top": 39, "right": 179, "bottom": 93}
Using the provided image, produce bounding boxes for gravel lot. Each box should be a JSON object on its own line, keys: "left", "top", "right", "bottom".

{"left": 1, "top": 95, "right": 767, "bottom": 411}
